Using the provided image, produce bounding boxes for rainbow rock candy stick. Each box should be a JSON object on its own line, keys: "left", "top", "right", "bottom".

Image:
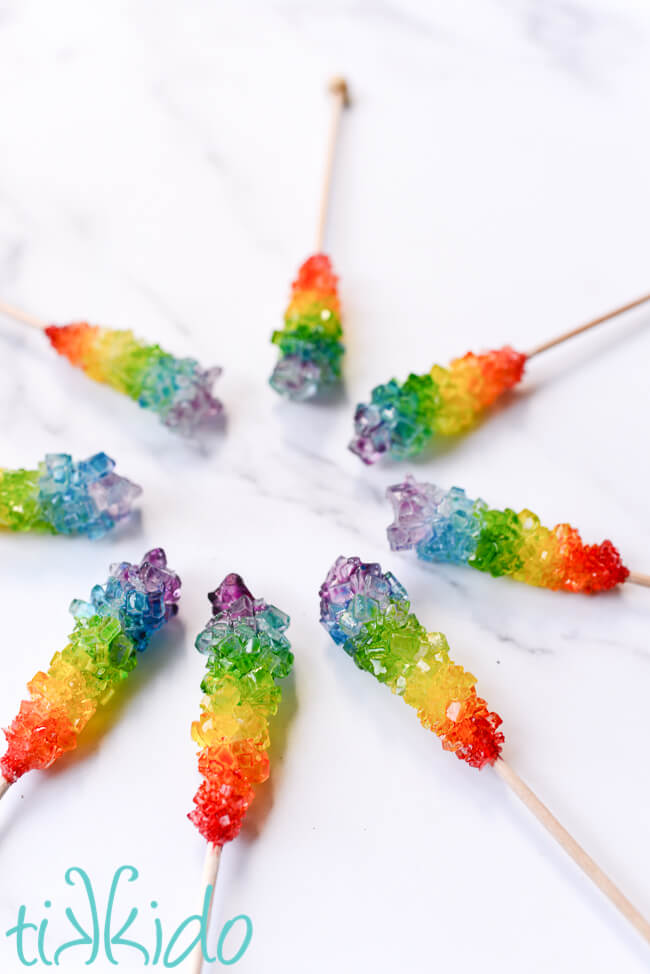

{"left": 349, "top": 346, "right": 526, "bottom": 464}
{"left": 320, "top": 556, "right": 503, "bottom": 768}
{"left": 0, "top": 452, "right": 141, "bottom": 538}
{"left": 387, "top": 476, "right": 629, "bottom": 594}
{"left": 189, "top": 574, "right": 293, "bottom": 846}
{"left": 319, "top": 556, "right": 650, "bottom": 942}
{"left": 0, "top": 549, "right": 180, "bottom": 790}
{"left": 45, "top": 323, "right": 223, "bottom": 433}
{"left": 270, "top": 255, "right": 344, "bottom": 400}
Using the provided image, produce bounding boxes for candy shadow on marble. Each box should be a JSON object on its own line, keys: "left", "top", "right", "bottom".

{"left": 240, "top": 666, "right": 297, "bottom": 843}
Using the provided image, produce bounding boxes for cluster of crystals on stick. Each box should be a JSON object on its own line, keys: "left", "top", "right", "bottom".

{"left": 0, "top": 452, "right": 141, "bottom": 538}
{"left": 319, "top": 556, "right": 503, "bottom": 768}
{"left": 189, "top": 574, "right": 293, "bottom": 846}
{"left": 0, "top": 549, "right": 181, "bottom": 783}
{"left": 270, "top": 255, "right": 344, "bottom": 400}
{"left": 349, "top": 346, "right": 527, "bottom": 464}
{"left": 45, "top": 323, "right": 223, "bottom": 433}
{"left": 387, "top": 475, "right": 629, "bottom": 593}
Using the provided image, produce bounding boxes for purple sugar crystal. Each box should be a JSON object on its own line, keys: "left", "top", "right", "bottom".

{"left": 386, "top": 476, "right": 445, "bottom": 549}
{"left": 163, "top": 364, "right": 224, "bottom": 434}
{"left": 208, "top": 573, "right": 256, "bottom": 617}
{"left": 319, "top": 555, "right": 407, "bottom": 646}
{"left": 69, "top": 548, "right": 181, "bottom": 651}
{"left": 270, "top": 356, "right": 321, "bottom": 401}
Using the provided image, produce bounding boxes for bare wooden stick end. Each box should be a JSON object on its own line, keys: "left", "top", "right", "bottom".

{"left": 328, "top": 75, "right": 350, "bottom": 107}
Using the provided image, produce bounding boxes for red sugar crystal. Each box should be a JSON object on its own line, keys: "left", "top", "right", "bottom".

{"left": 291, "top": 254, "right": 338, "bottom": 296}
{"left": 1, "top": 699, "right": 77, "bottom": 782}
{"left": 189, "top": 741, "right": 270, "bottom": 846}
{"left": 432, "top": 690, "right": 504, "bottom": 770}
{"left": 45, "top": 322, "right": 96, "bottom": 365}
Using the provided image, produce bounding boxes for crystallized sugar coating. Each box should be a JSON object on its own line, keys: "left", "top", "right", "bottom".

{"left": 349, "top": 346, "right": 526, "bottom": 464}
{"left": 270, "top": 254, "right": 344, "bottom": 400}
{"left": 46, "top": 323, "right": 223, "bottom": 434}
{"left": 189, "top": 574, "right": 293, "bottom": 846}
{"left": 0, "top": 452, "right": 141, "bottom": 538}
{"left": 1, "top": 549, "right": 181, "bottom": 783}
{"left": 387, "top": 475, "right": 629, "bottom": 593}
{"left": 319, "top": 556, "right": 503, "bottom": 769}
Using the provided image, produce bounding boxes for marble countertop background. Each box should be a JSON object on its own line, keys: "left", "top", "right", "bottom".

{"left": 0, "top": 1, "right": 649, "bottom": 972}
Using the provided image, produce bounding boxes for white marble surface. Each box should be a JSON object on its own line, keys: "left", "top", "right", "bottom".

{"left": 1, "top": 1, "right": 649, "bottom": 971}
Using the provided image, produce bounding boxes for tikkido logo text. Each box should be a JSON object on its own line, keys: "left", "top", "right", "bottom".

{"left": 5, "top": 865, "right": 252, "bottom": 967}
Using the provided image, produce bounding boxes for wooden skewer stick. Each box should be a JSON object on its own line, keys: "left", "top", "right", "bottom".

{"left": 187, "top": 843, "right": 222, "bottom": 974}
{"left": 494, "top": 758, "right": 650, "bottom": 944}
{"left": 627, "top": 571, "right": 650, "bottom": 588}
{"left": 526, "top": 292, "right": 650, "bottom": 359}
{"left": 0, "top": 778, "right": 12, "bottom": 800}
{"left": 314, "top": 76, "right": 350, "bottom": 254}
{"left": 0, "top": 300, "right": 47, "bottom": 331}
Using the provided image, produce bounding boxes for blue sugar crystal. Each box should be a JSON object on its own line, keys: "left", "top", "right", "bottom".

{"left": 71, "top": 549, "right": 181, "bottom": 652}
{"left": 37, "top": 452, "right": 140, "bottom": 538}
{"left": 387, "top": 476, "right": 484, "bottom": 566}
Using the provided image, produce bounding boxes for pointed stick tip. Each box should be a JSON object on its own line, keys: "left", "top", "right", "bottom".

{"left": 328, "top": 76, "right": 351, "bottom": 107}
